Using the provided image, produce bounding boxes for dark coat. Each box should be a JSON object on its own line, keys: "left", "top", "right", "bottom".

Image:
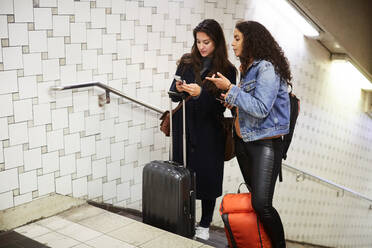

{"left": 169, "top": 58, "right": 236, "bottom": 199}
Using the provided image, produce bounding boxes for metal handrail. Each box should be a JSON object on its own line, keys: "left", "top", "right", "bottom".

{"left": 51, "top": 82, "right": 164, "bottom": 114}
{"left": 51, "top": 82, "right": 372, "bottom": 208}
{"left": 283, "top": 163, "right": 372, "bottom": 206}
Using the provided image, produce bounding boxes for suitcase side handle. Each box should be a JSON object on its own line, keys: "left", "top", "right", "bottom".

{"left": 189, "top": 172, "right": 196, "bottom": 236}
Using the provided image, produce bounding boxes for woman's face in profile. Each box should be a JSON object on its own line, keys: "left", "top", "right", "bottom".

{"left": 232, "top": 28, "right": 244, "bottom": 57}
{"left": 196, "top": 32, "right": 215, "bottom": 57}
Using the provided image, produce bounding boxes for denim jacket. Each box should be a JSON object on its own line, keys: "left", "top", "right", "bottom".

{"left": 225, "top": 60, "right": 290, "bottom": 142}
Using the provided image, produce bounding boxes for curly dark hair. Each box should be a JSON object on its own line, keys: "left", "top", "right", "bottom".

{"left": 235, "top": 21, "right": 292, "bottom": 85}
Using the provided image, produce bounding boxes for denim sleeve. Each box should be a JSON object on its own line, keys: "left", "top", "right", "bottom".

{"left": 225, "top": 62, "right": 280, "bottom": 118}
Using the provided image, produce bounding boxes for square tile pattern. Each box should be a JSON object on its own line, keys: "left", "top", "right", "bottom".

{"left": 10, "top": 204, "right": 212, "bottom": 248}
{"left": 0, "top": 0, "right": 371, "bottom": 247}
{"left": 4, "top": 203, "right": 324, "bottom": 248}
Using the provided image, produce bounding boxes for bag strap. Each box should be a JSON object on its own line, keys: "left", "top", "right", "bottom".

{"left": 171, "top": 95, "right": 191, "bottom": 115}
{"left": 257, "top": 215, "right": 264, "bottom": 248}
{"left": 237, "top": 182, "right": 252, "bottom": 193}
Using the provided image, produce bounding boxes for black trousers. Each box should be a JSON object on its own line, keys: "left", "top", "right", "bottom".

{"left": 234, "top": 135, "right": 286, "bottom": 248}
{"left": 199, "top": 198, "right": 216, "bottom": 228}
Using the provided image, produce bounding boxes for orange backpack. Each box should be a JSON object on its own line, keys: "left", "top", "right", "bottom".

{"left": 219, "top": 184, "right": 272, "bottom": 248}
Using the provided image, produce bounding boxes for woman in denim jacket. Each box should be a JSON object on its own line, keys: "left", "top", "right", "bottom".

{"left": 207, "top": 21, "right": 291, "bottom": 247}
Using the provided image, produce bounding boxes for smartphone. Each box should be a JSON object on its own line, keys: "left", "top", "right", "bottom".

{"left": 174, "top": 75, "right": 182, "bottom": 82}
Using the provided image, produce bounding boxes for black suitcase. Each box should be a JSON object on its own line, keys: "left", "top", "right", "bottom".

{"left": 142, "top": 91, "right": 196, "bottom": 238}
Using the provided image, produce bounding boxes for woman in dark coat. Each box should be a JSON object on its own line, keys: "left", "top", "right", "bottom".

{"left": 169, "top": 19, "right": 236, "bottom": 240}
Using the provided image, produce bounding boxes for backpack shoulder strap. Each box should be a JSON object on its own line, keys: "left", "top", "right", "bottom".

{"left": 282, "top": 93, "right": 300, "bottom": 160}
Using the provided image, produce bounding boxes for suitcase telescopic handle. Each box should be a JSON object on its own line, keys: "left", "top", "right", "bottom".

{"left": 168, "top": 91, "right": 174, "bottom": 162}
{"left": 167, "top": 91, "right": 187, "bottom": 167}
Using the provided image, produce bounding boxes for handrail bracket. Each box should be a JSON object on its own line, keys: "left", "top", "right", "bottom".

{"left": 296, "top": 173, "right": 305, "bottom": 182}
{"left": 50, "top": 82, "right": 163, "bottom": 114}
{"left": 98, "top": 90, "right": 111, "bottom": 107}
{"left": 337, "top": 190, "right": 345, "bottom": 197}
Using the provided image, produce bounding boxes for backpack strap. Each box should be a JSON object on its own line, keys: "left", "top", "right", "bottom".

{"left": 282, "top": 93, "right": 300, "bottom": 160}
{"left": 257, "top": 215, "right": 264, "bottom": 248}
{"left": 279, "top": 92, "right": 300, "bottom": 182}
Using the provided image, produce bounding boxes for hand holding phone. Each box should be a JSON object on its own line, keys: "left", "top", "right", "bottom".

{"left": 174, "top": 75, "right": 185, "bottom": 92}
{"left": 174, "top": 75, "right": 182, "bottom": 82}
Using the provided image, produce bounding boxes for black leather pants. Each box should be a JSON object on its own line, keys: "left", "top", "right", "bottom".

{"left": 234, "top": 135, "right": 286, "bottom": 248}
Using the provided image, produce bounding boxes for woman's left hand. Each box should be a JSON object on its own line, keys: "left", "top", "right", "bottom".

{"left": 206, "top": 72, "right": 231, "bottom": 91}
{"left": 181, "top": 83, "right": 201, "bottom": 97}
{"left": 221, "top": 93, "right": 233, "bottom": 109}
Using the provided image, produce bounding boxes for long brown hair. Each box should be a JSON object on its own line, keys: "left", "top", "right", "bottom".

{"left": 235, "top": 21, "right": 292, "bottom": 85}
{"left": 179, "top": 19, "right": 235, "bottom": 76}
{"left": 179, "top": 19, "right": 235, "bottom": 96}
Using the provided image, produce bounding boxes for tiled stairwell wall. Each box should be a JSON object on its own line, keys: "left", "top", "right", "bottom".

{"left": 0, "top": 0, "right": 371, "bottom": 247}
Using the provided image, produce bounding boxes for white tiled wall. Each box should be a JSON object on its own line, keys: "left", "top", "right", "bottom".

{"left": 0, "top": 0, "right": 371, "bottom": 247}
{"left": 8, "top": 23, "right": 28, "bottom": 46}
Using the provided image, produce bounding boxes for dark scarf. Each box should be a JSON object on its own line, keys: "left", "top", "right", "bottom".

{"left": 200, "top": 57, "right": 222, "bottom": 98}
{"left": 200, "top": 57, "right": 212, "bottom": 77}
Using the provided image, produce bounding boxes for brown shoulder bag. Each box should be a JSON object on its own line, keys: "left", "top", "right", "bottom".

{"left": 159, "top": 96, "right": 191, "bottom": 137}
